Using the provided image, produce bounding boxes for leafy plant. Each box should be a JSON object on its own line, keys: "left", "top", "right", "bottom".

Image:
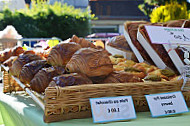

{"left": 0, "top": 1, "right": 96, "bottom": 40}
{"left": 150, "top": 1, "right": 188, "bottom": 23}
{"left": 139, "top": 0, "right": 190, "bottom": 17}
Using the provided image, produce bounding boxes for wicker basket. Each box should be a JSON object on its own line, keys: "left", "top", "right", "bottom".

{"left": 2, "top": 73, "right": 190, "bottom": 122}
{"left": 2, "top": 70, "right": 23, "bottom": 93}
{"left": 44, "top": 80, "right": 190, "bottom": 123}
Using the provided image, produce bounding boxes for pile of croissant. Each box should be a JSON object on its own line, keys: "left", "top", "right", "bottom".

{"left": 0, "top": 35, "right": 179, "bottom": 94}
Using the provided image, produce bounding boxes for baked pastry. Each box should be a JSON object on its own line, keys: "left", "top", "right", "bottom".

{"left": 124, "top": 21, "right": 154, "bottom": 65}
{"left": 102, "top": 71, "right": 142, "bottom": 83}
{"left": 70, "top": 35, "right": 96, "bottom": 48}
{"left": 107, "top": 35, "right": 132, "bottom": 51}
{"left": 9, "top": 54, "right": 42, "bottom": 77}
{"left": 30, "top": 67, "right": 61, "bottom": 93}
{"left": 66, "top": 48, "right": 113, "bottom": 77}
{"left": 163, "top": 19, "right": 186, "bottom": 27}
{"left": 124, "top": 67, "right": 146, "bottom": 79}
{"left": 11, "top": 46, "right": 24, "bottom": 56}
{"left": 0, "top": 48, "right": 12, "bottom": 63}
{"left": 148, "top": 69, "right": 176, "bottom": 81}
{"left": 23, "top": 50, "right": 36, "bottom": 55}
{"left": 19, "top": 60, "right": 49, "bottom": 84}
{"left": 109, "top": 55, "right": 127, "bottom": 65}
{"left": 49, "top": 73, "right": 93, "bottom": 87}
{"left": 47, "top": 42, "right": 81, "bottom": 66}
{"left": 132, "top": 62, "right": 158, "bottom": 74}
{"left": 2, "top": 56, "right": 17, "bottom": 67}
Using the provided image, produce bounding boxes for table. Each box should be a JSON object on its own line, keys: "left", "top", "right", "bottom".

{"left": 0, "top": 92, "right": 190, "bottom": 126}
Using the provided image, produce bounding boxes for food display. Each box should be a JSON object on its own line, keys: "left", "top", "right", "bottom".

{"left": 1, "top": 19, "right": 190, "bottom": 123}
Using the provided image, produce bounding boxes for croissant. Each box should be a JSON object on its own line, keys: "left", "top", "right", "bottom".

{"left": 102, "top": 71, "right": 142, "bottom": 83}
{"left": 30, "top": 67, "right": 61, "bottom": 93}
{"left": 47, "top": 42, "right": 81, "bottom": 66}
{"left": 9, "top": 54, "right": 42, "bottom": 77}
{"left": 19, "top": 60, "right": 50, "bottom": 84}
{"left": 11, "top": 46, "right": 24, "bottom": 56}
{"left": 49, "top": 73, "right": 93, "bottom": 87}
{"left": 3, "top": 56, "right": 17, "bottom": 67}
{"left": 23, "top": 50, "right": 36, "bottom": 55}
{"left": 0, "top": 48, "right": 12, "bottom": 63}
{"left": 70, "top": 35, "right": 96, "bottom": 48}
{"left": 66, "top": 48, "right": 113, "bottom": 77}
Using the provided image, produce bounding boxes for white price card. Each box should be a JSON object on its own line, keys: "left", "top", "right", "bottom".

{"left": 145, "top": 26, "right": 190, "bottom": 45}
{"left": 145, "top": 91, "right": 189, "bottom": 117}
{"left": 89, "top": 96, "right": 136, "bottom": 123}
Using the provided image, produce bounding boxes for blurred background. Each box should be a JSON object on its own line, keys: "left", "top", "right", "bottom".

{"left": 0, "top": 0, "right": 190, "bottom": 39}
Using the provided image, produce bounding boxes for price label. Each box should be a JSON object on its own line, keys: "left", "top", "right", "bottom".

{"left": 89, "top": 96, "right": 136, "bottom": 123}
{"left": 145, "top": 26, "right": 190, "bottom": 45}
{"left": 145, "top": 91, "right": 189, "bottom": 117}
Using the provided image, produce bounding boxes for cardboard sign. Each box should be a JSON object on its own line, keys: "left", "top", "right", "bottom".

{"left": 90, "top": 96, "right": 136, "bottom": 123}
{"left": 145, "top": 26, "right": 190, "bottom": 45}
{"left": 145, "top": 91, "right": 189, "bottom": 117}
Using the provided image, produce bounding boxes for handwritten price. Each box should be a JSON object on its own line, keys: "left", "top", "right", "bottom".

{"left": 108, "top": 108, "right": 120, "bottom": 113}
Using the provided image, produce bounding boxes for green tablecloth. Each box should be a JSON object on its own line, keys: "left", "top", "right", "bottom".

{"left": 0, "top": 109, "right": 4, "bottom": 126}
{"left": 0, "top": 92, "right": 190, "bottom": 126}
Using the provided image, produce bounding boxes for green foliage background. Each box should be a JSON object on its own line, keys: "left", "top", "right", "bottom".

{"left": 139, "top": 0, "right": 190, "bottom": 17}
{"left": 0, "top": 1, "right": 96, "bottom": 40}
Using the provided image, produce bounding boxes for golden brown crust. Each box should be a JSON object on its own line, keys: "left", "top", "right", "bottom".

{"left": 11, "top": 46, "right": 24, "bottom": 56}
{"left": 30, "top": 67, "right": 61, "bottom": 93}
{"left": 107, "top": 35, "right": 132, "bottom": 51}
{"left": 2, "top": 56, "right": 17, "bottom": 67}
{"left": 66, "top": 48, "right": 113, "bottom": 77}
{"left": 70, "top": 35, "right": 96, "bottom": 48}
{"left": 9, "top": 54, "right": 42, "bottom": 77}
{"left": 102, "top": 71, "right": 142, "bottom": 83}
{"left": 19, "top": 60, "right": 49, "bottom": 84}
{"left": 47, "top": 42, "right": 81, "bottom": 66}
{"left": 0, "top": 49, "right": 12, "bottom": 63}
